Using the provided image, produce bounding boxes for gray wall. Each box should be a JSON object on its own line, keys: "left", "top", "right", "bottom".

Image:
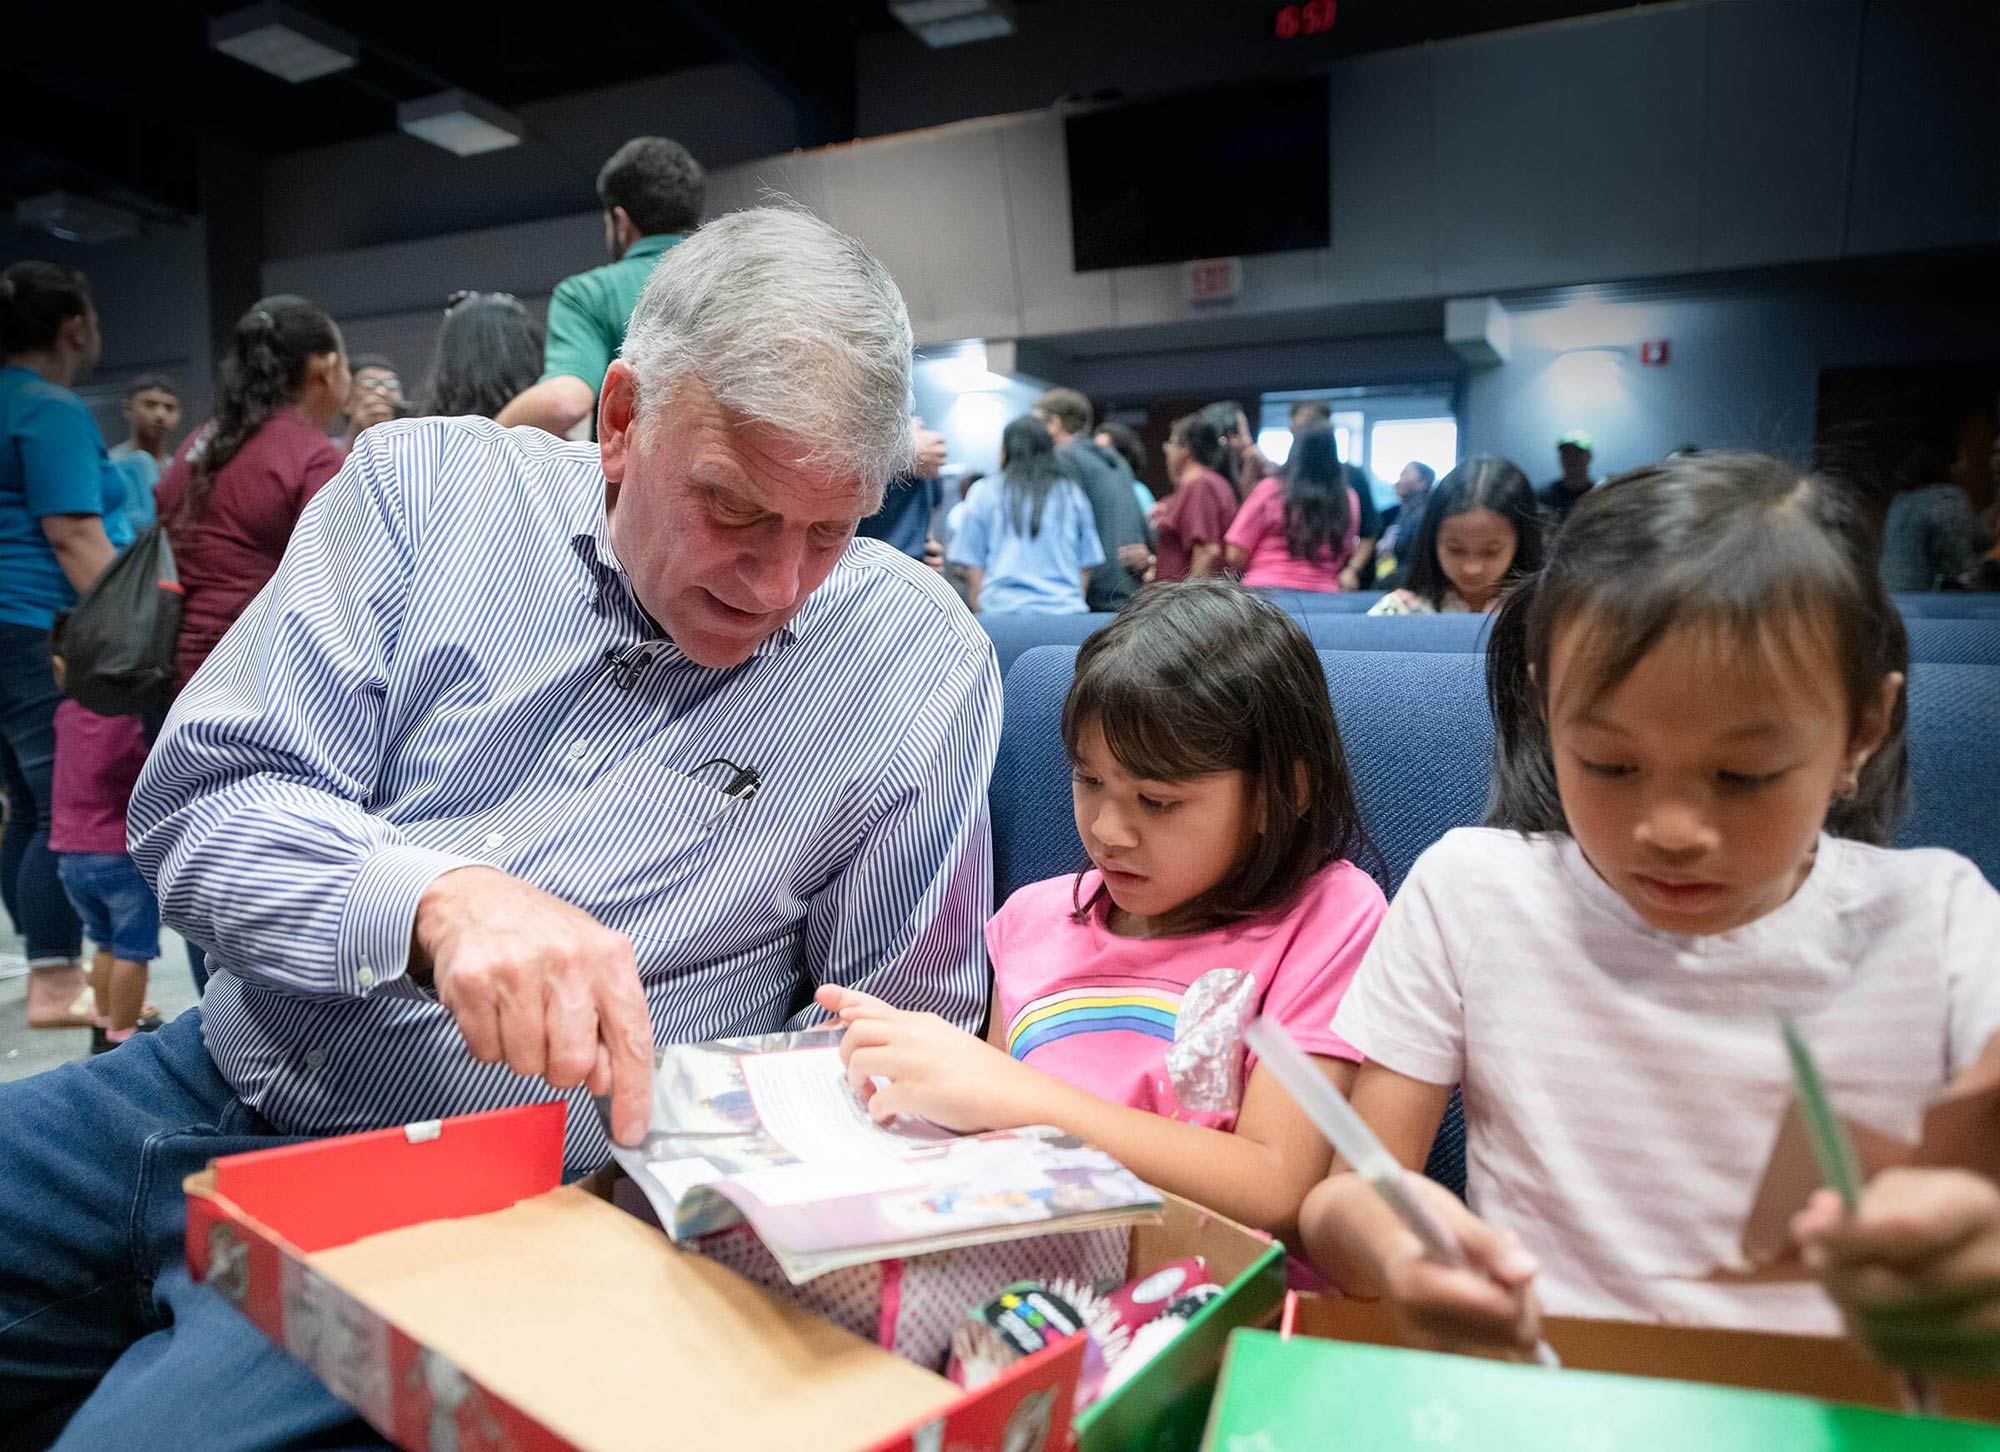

{"left": 0, "top": 216, "right": 212, "bottom": 446}
{"left": 263, "top": 63, "right": 799, "bottom": 258}
{"left": 1463, "top": 288, "right": 2000, "bottom": 481}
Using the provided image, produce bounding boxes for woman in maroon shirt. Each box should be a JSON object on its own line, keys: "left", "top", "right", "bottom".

{"left": 156, "top": 296, "right": 349, "bottom": 688}
{"left": 1151, "top": 412, "right": 1240, "bottom": 581}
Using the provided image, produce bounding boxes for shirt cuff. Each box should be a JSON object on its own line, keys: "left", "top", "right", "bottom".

{"left": 337, "top": 844, "right": 479, "bottom": 997}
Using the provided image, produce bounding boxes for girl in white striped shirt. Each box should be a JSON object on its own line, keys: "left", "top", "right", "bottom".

{"left": 1302, "top": 452, "right": 2000, "bottom": 1350}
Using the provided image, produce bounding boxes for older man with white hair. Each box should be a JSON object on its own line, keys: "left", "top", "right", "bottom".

{"left": 0, "top": 209, "right": 1000, "bottom": 1451}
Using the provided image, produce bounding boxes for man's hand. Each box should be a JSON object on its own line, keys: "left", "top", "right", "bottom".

{"left": 1117, "top": 542, "right": 1154, "bottom": 576}
{"left": 923, "top": 538, "right": 946, "bottom": 573}
{"left": 415, "top": 867, "right": 655, "bottom": 1145}
{"left": 912, "top": 426, "right": 947, "bottom": 479}
{"left": 347, "top": 394, "right": 398, "bottom": 440}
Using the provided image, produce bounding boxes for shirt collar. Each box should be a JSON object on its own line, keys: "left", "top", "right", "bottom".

{"left": 569, "top": 500, "right": 801, "bottom": 660}
{"left": 621, "top": 233, "right": 679, "bottom": 264}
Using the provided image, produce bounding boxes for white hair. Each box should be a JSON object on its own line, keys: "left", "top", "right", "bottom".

{"left": 620, "top": 207, "right": 915, "bottom": 490}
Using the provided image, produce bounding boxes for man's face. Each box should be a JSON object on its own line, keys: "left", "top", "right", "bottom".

{"left": 1396, "top": 464, "right": 1429, "bottom": 502}
{"left": 1559, "top": 442, "right": 1592, "bottom": 476}
{"left": 599, "top": 364, "right": 878, "bottom": 669}
{"left": 126, "top": 389, "right": 181, "bottom": 449}
{"left": 1034, "top": 408, "right": 1065, "bottom": 445}
{"left": 348, "top": 366, "right": 402, "bottom": 434}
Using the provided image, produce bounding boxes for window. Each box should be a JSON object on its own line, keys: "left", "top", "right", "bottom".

{"left": 1368, "top": 418, "right": 1458, "bottom": 490}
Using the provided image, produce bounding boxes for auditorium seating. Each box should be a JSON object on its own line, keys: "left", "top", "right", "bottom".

{"left": 980, "top": 604, "right": 2000, "bottom": 676}
{"left": 988, "top": 643, "right": 2000, "bottom": 1197}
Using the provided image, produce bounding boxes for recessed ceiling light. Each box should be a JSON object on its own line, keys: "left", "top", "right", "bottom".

{"left": 397, "top": 91, "right": 527, "bottom": 157}
{"left": 209, "top": 3, "right": 359, "bottom": 84}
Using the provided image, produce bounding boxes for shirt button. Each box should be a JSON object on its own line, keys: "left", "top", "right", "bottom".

{"left": 305, "top": 1048, "right": 327, "bottom": 1070}
{"left": 485, "top": 831, "right": 504, "bottom": 849}
{"left": 358, "top": 965, "right": 376, "bottom": 989}
{"left": 569, "top": 739, "right": 589, "bottom": 759}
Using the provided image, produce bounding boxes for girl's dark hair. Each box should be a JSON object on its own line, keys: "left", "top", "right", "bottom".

{"left": 0, "top": 262, "right": 92, "bottom": 354}
{"left": 1062, "top": 579, "right": 1375, "bottom": 933}
{"left": 1403, "top": 455, "right": 1544, "bottom": 609}
{"left": 1486, "top": 451, "right": 1910, "bottom": 845}
{"left": 999, "top": 413, "right": 1067, "bottom": 537}
{"left": 1096, "top": 420, "right": 1147, "bottom": 480}
{"left": 1281, "top": 425, "right": 1354, "bottom": 563}
{"left": 187, "top": 295, "right": 340, "bottom": 517}
{"left": 423, "top": 292, "right": 543, "bottom": 420}
{"left": 1169, "top": 413, "right": 1228, "bottom": 475}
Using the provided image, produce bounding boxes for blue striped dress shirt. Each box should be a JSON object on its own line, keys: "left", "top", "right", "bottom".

{"left": 129, "top": 417, "right": 1002, "bottom": 1175}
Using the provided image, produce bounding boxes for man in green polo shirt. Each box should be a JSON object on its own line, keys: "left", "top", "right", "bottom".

{"left": 498, "top": 136, "right": 704, "bottom": 437}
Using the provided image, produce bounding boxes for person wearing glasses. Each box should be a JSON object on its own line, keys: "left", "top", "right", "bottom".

{"left": 422, "top": 291, "right": 543, "bottom": 420}
{"left": 343, "top": 353, "right": 405, "bottom": 448}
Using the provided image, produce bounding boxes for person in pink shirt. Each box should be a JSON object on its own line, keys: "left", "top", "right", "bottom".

{"left": 1224, "top": 424, "right": 1361, "bottom": 592}
{"left": 820, "top": 580, "right": 1387, "bottom": 1240}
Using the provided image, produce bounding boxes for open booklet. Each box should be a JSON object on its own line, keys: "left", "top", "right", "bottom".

{"left": 602, "top": 1028, "right": 1163, "bottom": 1283}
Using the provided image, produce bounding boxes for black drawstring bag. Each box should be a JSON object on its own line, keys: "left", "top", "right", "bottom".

{"left": 51, "top": 525, "right": 183, "bottom": 717}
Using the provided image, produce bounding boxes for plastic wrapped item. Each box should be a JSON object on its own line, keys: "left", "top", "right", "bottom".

{"left": 1164, "top": 968, "right": 1255, "bottom": 1114}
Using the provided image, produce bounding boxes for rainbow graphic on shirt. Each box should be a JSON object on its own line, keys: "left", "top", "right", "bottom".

{"left": 1005, "top": 976, "right": 1185, "bottom": 1060}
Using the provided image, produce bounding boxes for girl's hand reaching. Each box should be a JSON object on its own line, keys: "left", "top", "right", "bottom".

{"left": 1795, "top": 1168, "right": 2000, "bottom": 1379}
{"left": 815, "top": 984, "right": 1039, "bottom": 1134}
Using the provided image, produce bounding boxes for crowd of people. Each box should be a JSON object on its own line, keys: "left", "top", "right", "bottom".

{"left": 1, "top": 128, "right": 1998, "bottom": 1446}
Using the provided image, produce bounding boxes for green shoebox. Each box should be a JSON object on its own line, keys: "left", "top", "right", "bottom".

{"left": 1072, "top": 1197, "right": 1288, "bottom": 1452}
{"left": 1202, "top": 1331, "right": 2000, "bottom": 1451}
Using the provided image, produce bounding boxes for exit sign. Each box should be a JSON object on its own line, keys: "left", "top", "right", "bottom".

{"left": 1186, "top": 257, "right": 1243, "bottom": 305}
{"left": 1274, "top": 0, "right": 1337, "bottom": 40}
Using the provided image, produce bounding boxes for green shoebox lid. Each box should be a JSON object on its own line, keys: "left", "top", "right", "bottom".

{"left": 1203, "top": 1331, "right": 2000, "bottom": 1451}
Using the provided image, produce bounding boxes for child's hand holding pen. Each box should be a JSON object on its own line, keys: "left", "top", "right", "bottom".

{"left": 1796, "top": 1167, "right": 2000, "bottom": 1382}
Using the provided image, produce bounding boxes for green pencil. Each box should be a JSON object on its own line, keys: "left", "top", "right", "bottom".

{"left": 1778, "top": 1015, "right": 1937, "bottom": 1417}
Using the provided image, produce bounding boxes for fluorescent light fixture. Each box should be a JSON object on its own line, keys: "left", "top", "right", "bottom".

{"left": 209, "top": 3, "right": 358, "bottom": 83}
{"left": 920, "top": 341, "right": 1011, "bottom": 393}
{"left": 889, "top": 0, "right": 1017, "bottom": 47}
{"left": 15, "top": 192, "right": 141, "bottom": 245}
{"left": 397, "top": 91, "right": 526, "bottom": 156}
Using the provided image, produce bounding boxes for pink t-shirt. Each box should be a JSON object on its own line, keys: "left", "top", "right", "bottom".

{"left": 1226, "top": 476, "right": 1361, "bottom": 592}
{"left": 987, "top": 862, "right": 1386, "bottom": 1132}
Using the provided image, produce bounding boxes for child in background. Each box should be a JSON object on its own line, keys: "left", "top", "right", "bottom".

{"left": 821, "top": 581, "right": 1387, "bottom": 1239}
{"left": 1368, "top": 456, "right": 1542, "bottom": 615}
{"left": 51, "top": 695, "right": 161, "bottom": 1052}
{"left": 948, "top": 415, "right": 1104, "bottom": 615}
{"left": 1224, "top": 425, "right": 1361, "bottom": 592}
{"left": 1303, "top": 453, "right": 2000, "bottom": 1349}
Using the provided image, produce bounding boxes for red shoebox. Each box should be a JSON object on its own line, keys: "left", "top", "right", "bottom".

{"left": 184, "top": 1101, "right": 1083, "bottom": 1452}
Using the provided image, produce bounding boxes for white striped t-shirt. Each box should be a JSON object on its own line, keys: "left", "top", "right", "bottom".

{"left": 1332, "top": 827, "right": 2000, "bottom": 1333}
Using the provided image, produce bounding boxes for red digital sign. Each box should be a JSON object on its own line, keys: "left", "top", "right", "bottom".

{"left": 1274, "top": 0, "right": 1337, "bottom": 41}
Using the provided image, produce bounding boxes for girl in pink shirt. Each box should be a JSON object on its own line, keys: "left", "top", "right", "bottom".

{"left": 1224, "top": 424, "right": 1361, "bottom": 592}
{"left": 820, "top": 580, "right": 1387, "bottom": 1239}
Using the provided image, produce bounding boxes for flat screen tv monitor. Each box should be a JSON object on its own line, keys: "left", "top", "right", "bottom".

{"left": 1065, "top": 74, "right": 1331, "bottom": 273}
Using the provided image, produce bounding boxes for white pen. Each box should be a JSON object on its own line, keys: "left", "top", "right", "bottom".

{"left": 1245, "top": 1016, "right": 1561, "bottom": 1369}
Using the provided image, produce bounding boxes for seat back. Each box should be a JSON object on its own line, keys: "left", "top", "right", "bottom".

{"left": 1894, "top": 593, "right": 2000, "bottom": 619}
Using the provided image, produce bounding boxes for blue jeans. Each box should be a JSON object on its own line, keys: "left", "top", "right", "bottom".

{"left": 0, "top": 1010, "right": 389, "bottom": 1451}
{"left": 57, "top": 852, "right": 160, "bottom": 963}
{"left": 0, "top": 622, "right": 82, "bottom": 962}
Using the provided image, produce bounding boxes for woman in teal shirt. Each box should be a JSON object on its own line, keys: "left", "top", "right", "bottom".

{"left": 0, "top": 261, "right": 118, "bottom": 1029}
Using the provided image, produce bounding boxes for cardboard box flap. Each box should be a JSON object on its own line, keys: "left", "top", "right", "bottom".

{"left": 1738, "top": 1082, "right": 2000, "bottom": 1274}
{"left": 1288, "top": 1293, "right": 2000, "bottom": 1423}
{"left": 1207, "top": 1331, "right": 1998, "bottom": 1449}
{"left": 210, "top": 1101, "right": 568, "bottom": 1253}
{"left": 307, "top": 1182, "right": 962, "bottom": 1452}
